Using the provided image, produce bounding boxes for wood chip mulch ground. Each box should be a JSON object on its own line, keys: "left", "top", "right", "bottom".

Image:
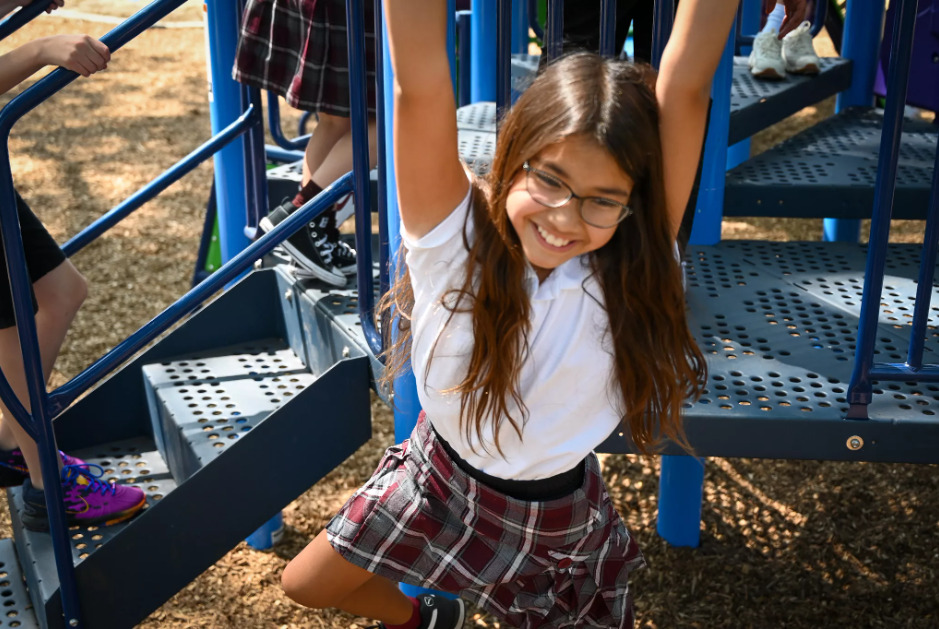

{"left": 1, "top": 6, "right": 937, "bottom": 628}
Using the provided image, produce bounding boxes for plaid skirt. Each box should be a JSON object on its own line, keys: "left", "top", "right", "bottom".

{"left": 233, "top": 0, "right": 377, "bottom": 115}
{"left": 326, "top": 414, "right": 646, "bottom": 628}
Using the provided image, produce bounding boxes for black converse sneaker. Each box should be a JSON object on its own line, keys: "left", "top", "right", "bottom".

{"left": 373, "top": 594, "right": 465, "bottom": 629}
{"left": 259, "top": 202, "right": 346, "bottom": 287}
{"left": 416, "top": 594, "right": 465, "bottom": 629}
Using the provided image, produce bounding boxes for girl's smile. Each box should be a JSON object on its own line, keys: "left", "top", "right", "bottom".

{"left": 506, "top": 135, "right": 633, "bottom": 281}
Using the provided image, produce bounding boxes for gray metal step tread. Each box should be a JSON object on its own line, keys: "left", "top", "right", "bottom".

{"left": 143, "top": 339, "right": 317, "bottom": 476}
{"left": 724, "top": 107, "right": 938, "bottom": 219}
{"left": 597, "top": 241, "right": 939, "bottom": 464}
{"left": 729, "top": 55, "right": 853, "bottom": 145}
{"left": 0, "top": 538, "right": 39, "bottom": 629}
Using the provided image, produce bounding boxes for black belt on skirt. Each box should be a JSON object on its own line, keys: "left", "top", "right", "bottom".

{"left": 432, "top": 425, "right": 586, "bottom": 501}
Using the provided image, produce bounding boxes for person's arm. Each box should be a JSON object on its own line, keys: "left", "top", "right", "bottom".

{"left": 0, "top": 34, "right": 110, "bottom": 97}
{"left": 656, "top": 0, "right": 739, "bottom": 240}
{"left": 382, "top": 0, "right": 469, "bottom": 239}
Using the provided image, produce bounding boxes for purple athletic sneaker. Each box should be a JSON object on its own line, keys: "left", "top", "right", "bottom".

{"left": 20, "top": 463, "right": 146, "bottom": 532}
{"left": 0, "top": 448, "right": 85, "bottom": 487}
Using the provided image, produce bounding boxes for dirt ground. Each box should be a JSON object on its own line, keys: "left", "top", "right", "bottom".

{"left": 2, "top": 4, "right": 938, "bottom": 628}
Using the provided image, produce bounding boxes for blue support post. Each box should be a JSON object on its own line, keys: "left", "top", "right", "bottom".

{"left": 826, "top": 0, "right": 886, "bottom": 242}
{"left": 472, "top": 0, "right": 497, "bottom": 102}
{"left": 511, "top": 0, "right": 529, "bottom": 54}
{"left": 658, "top": 21, "right": 736, "bottom": 549}
{"left": 727, "top": 0, "right": 760, "bottom": 169}
{"left": 204, "top": 0, "right": 251, "bottom": 262}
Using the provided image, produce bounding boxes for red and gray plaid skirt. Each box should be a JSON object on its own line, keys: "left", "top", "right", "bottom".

{"left": 233, "top": 0, "right": 377, "bottom": 115}
{"left": 326, "top": 414, "right": 646, "bottom": 628}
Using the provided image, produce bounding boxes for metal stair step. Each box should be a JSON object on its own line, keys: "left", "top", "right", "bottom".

{"left": 729, "top": 55, "right": 853, "bottom": 145}
{"left": 0, "top": 538, "right": 39, "bottom": 628}
{"left": 724, "top": 107, "right": 938, "bottom": 219}
{"left": 143, "top": 339, "right": 318, "bottom": 482}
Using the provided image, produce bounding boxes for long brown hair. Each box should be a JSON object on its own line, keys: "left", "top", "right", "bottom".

{"left": 379, "top": 52, "right": 706, "bottom": 455}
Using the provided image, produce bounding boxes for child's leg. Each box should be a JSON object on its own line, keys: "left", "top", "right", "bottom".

{"left": 308, "top": 119, "right": 378, "bottom": 189}
{"left": 282, "top": 529, "right": 414, "bottom": 624}
{"left": 301, "top": 112, "right": 352, "bottom": 189}
{"left": 0, "top": 259, "right": 86, "bottom": 488}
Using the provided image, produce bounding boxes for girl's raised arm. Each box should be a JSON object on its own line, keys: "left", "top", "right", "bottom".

{"left": 383, "top": 0, "right": 469, "bottom": 239}
{"left": 656, "top": 0, "right": 739, "bottom": 240}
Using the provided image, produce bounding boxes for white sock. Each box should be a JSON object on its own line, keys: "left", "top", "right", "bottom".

{"left": 761, "top": 3, "right": 786, "bottom": 35}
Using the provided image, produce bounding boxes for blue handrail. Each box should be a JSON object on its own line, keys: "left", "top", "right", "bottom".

{"left": 846, "top": 0, "right": 921, "bottom": 419}
{"left": 49, "top": 177, "right": 353, "bottom": 413}
{"left": 63, "top": 105, "right": 259, "bottom": 256}
{"left": 0, "top": 0, "right": 46, "bottom": 41}
{"left": 267, "top": 92, "right": 311, "bottom": 151}
{"left": 652, "top": 0, "right": 675, "bottom": 69}
{"left": 599, "top": 0, "right": 617, "bottom": 57}
{"left": 345, "top": 0, "right": 381, "bottom": 355}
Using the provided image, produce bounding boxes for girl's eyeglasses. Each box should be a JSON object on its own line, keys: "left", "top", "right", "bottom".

{"left": 522, "top": 162, "right": 633, "bottom": 229}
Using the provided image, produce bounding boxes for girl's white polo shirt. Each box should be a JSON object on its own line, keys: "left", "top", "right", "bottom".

{"left": 401, "top": 186, "right": 623, "bottom": 480}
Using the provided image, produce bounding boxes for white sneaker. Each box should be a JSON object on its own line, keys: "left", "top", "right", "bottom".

{"left": 749, "top": 29, "right": 786, "bottom": 80}
{"left": 782, "top": 21, "right": 821, "bottom": 75}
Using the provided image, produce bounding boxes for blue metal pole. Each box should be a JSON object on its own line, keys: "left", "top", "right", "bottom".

{"left": 826, "top": 0, "right": 886, "bottom": 242}
{"left": 846, "top": 0, "right": 919, "bottom": 419}
{"left": 0, "top": 0, "right": 46, "bottom": 41}
{"left": 599, "top": 0, "right": 617, "bottom": 58}
{"left": 727, "top": 0, "right": 760, "bottom": 169}
{"left": 907, "top": 135, "right": 939, "bottom": 371}
{"left": 687, "top": 21, "right": 735, "bottom": 246}
{"left": 497, "top": 0, "right": 512, "bottom": 117}
{"left": 457, "top": 10, "right": 473, "bottom": 107}
{"left": 651, "top": 0, "right": 674, "bottom": 69}
{"left": 545, "top": 0, "right": 563, "bottom": 62}
{"left": 205, "top": 0, "right": 251, "bottom": 262}
{"left": 658, "top": 20, "right": 736, "bottom": 550}
{"left": 472, "top": 0, "right": 498, "bottom": 102}
{"left": 511, "top": 0, "right": 529, "bottom": 54}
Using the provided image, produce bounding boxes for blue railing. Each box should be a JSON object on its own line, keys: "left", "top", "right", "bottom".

{"left": 847, "top": 0, "right": 939, "bottom": 417}
{"left": 0, "top": 0, "right": 47, "bottom": 40}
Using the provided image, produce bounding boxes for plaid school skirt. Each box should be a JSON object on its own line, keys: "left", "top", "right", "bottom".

{"left": 326, "top": 413, "right": 646, "bottom": 628}
{"left": 233, "top": 0, "right": 377, "bottom": 115}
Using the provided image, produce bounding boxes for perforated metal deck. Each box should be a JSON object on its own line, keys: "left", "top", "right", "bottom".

{"left": 597, "top": 240, "right": 939, "bottom": 463}
{"left": 0, "top": 539, "right": 38, "bottom": 629}
{"left": 725, "top": 107, "right": 938, "bottom": 219}
{"left": 728, "top": 56, "right": 853, "bottom": 145}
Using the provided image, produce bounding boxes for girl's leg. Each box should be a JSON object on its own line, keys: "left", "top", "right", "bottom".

{"left": 282, "top": 529, "right": 414, "bottom": 624}
{"left": 302, "top": 112, "right": 352, "bottom": 187}
{"left": 0, "top": 260, "right": 87, "bottom": 488}
{"left": 309, "top": 119, "right": 378, "bottom": 188}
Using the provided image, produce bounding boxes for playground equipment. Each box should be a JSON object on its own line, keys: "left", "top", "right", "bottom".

{"left": 0, "top": 0, "right": 935, "bottom": 626}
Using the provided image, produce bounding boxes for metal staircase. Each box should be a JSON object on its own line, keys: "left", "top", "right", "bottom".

{"left": 5, "top": 267, "right": 371, "bottom": 629}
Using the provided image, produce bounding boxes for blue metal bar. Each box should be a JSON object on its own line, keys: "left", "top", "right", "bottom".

{"left": 528, "top": 0, "right": 544, "bottom": 41}
{"left": 192, "top": 182, "right": 218, "bottom": 286}
{"left": 657, "top": 456, "right": 705, "bottom": 547}
{"left": 374, "top": 2, "right": 390, "bottom": 298}
{"left": 687, "top": 22, "right": 735, "bottom": 245}
{"left": 511, "top": 0, "right": 529, "bottom": 54}
{"left": 599, "top": 0, "right": 617, "bottom": 57}
{"left": 345, "top": 0, "right": 381, "bottom": 355}
{"left": 448, "top": 0, "right": 457, "bottom": 96}
{"left": 870, "top": 364, "right": 939, "bottom": 381}
{"left": 265, "top": 144, "right": 305, "bottom": 164}
{"left": 907, "top": 138, "right": 939, "bottom": 371}
{"left": 652, "top": 0, "right": 675, "bottom": 69}
{"left": 267, "top": 92, "right": 310, "bottom": 151}
{"left": 205, "top": 0, "right": 251, "bottom": 262}
{"left": 472, "top": 0, "right": 498, "bottom": 102}
{"left": 846, "top": 0, "right": 919, "bottom": 419}
{"left": 497, "top": 0, "right": 512, "bottom": 117}
{"left": 827, "top": 0, "right": 886, "bottom": 243}
{"left": 242, "top": 84, "right": 268, "bottom": 237}
{"left": 545, "top": 0, "right": 563, "bottom": 62}
{"left": 298, "top": 111, "right": 314, "bottom": 136}
{"left": 0, "top": 0, "right": 46, "bottom": 41}
{"left": 49, "top": 178, "right": 354, "bottom": 413}
{"left": 457, "top": 10, "right": 473, "bottom": 107}
{"left": 62, "top": 106, "right": 257, "bottom": 257}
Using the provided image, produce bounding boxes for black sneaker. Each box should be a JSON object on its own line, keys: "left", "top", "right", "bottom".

{"left": 415, "top": 594, "right": 465, "bottom": 629}
{"left": 259, "top": 201, "right": 346, "bottom": 287}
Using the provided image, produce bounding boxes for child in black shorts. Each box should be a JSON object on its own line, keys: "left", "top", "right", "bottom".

{"left": 0, "top": 0, "right": 146, "bottom": 530}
